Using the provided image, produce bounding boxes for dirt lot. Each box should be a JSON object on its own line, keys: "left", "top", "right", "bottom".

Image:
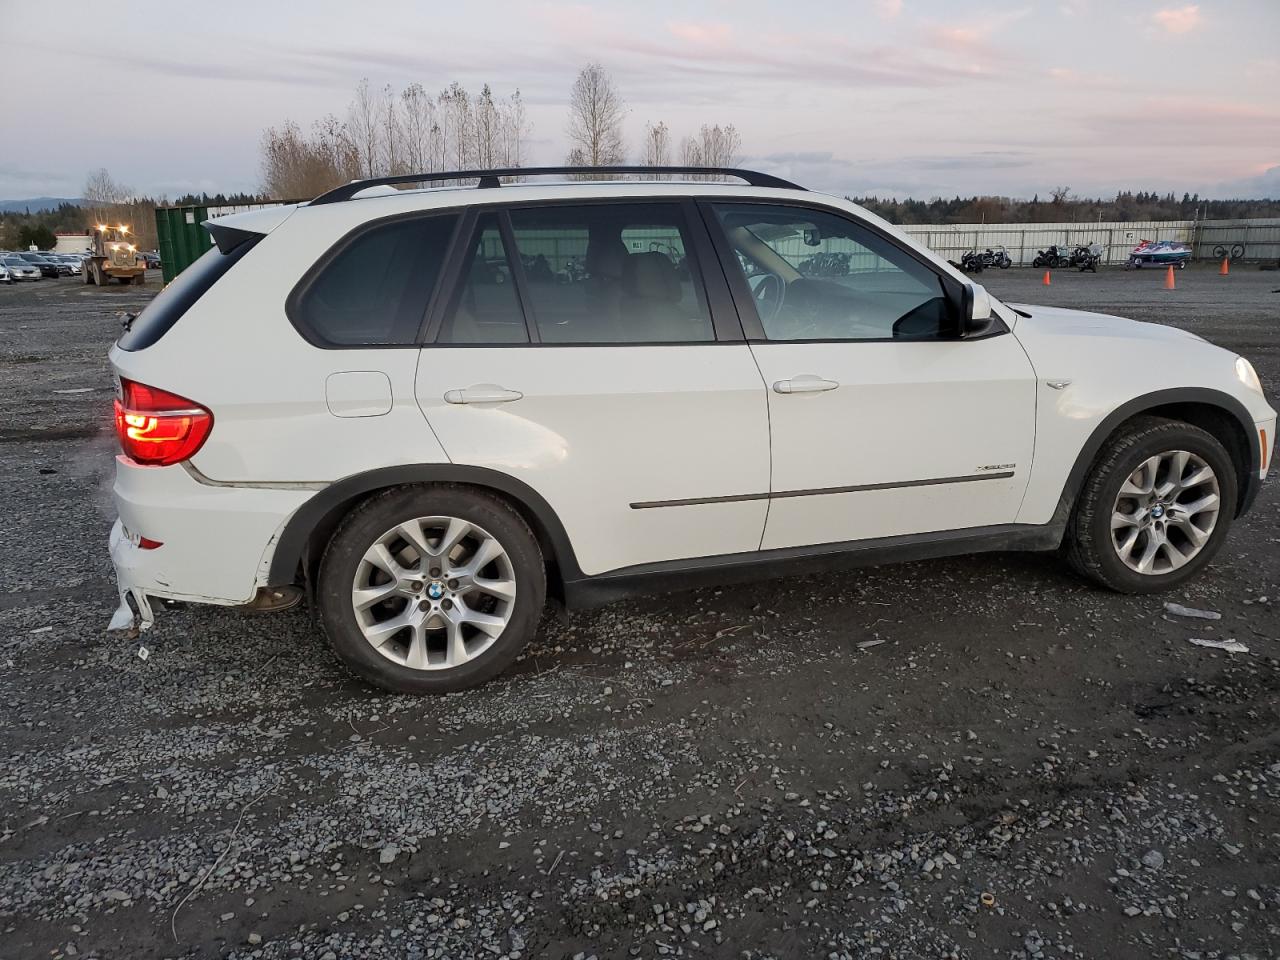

{"left": 1, "top": 265, "right": 1277, "bottom": 960}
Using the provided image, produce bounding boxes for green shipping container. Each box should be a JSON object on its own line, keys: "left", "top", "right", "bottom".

{"left": 154, "top": 204, "right": 214, "bottom": 284}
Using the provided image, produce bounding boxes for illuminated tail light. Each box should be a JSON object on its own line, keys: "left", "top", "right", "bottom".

{"left": 113, "top": 379, "right": 213, "bottom": 466}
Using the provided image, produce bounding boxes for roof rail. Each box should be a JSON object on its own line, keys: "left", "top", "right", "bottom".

{"left": 309, "top": 166, "right": 806, "bottom": 205}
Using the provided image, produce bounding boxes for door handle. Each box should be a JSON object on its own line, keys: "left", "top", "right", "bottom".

{"left": 443, "top": 384, "right": 524, "bottom": 405}
{"left": 773, "top": 375, "right": 839, "bottom": 395}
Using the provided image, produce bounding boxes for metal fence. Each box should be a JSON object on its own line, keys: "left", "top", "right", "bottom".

{"left": 901, "top": 218, "right": 1280, "bottom": 267}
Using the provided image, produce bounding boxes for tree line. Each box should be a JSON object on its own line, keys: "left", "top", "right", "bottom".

{"left": 854, "top": 189, "right": 1280, "bottom": 225}
{"left": 260, "top": 62, "right": 743, "bottom": 195}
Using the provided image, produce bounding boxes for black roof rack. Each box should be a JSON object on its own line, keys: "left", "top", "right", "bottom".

{"left": 309, "top": 166, "right": 805, "bottom": 205}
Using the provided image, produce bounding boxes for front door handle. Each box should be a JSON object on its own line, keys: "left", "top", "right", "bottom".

{"left": 773, "top": 375, "right": 839, "bottom": 395}
{"left": 443, "top": 384, "right": 524, "bottom": 405}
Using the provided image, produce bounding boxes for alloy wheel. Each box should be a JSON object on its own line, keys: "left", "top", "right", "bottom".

{"left": 1110, "top": 450, "right": 1220, "bottom": 575}
{"left": 351, "top": 516, "right": 517, "bottom": 670}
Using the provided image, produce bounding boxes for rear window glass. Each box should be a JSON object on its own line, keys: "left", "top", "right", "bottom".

{"left": 117, "top": 240, "right": 258, "bottom": 352}
{"left": 291, "top": 214, "right": 459, "bottom": 346}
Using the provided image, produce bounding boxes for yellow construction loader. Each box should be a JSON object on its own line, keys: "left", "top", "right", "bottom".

{"left": 83, "top": 223, "right": 146, "bottom": 285}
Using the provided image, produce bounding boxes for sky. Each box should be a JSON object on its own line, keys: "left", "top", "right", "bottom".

{"left": 2, "top": 0, "right": 1278, "bottom": 202}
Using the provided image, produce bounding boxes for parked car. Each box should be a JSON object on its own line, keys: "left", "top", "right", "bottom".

{"left": 1, "top": 255, "right": 41, "bottom": 281}
{"left": 47, "top": 254, "right": 82, "bottom": 274}
{"left": 0, "top": 262, "right": 11, "bottom": 284}
{"left": 106, "top": 165, "right": 1277, "bottom": 695}
{"left": 139, "top": 251, "right": 162, "bottom": 269}
{"left": 16, "top": 251, "right": 63, "bottom": 277}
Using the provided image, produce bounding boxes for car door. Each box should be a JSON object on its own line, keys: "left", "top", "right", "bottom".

{"left": 703, "top": 200, "right": 1037, "bottom": 551}
{"left": 415, "top": 200, "right": 771, "bottom": 577}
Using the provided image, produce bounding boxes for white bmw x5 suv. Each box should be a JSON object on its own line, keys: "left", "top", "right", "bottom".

{"left": 108, "top": 166, "right": 1275, "bottom": 693}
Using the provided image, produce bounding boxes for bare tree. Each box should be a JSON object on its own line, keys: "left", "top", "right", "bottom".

{"left": 678, "top": 135, "right": 703, "bottom": 172}
{"left": 379, "top": 83, "right": 405, "bottom": 175}
{"left": 1050, "top": 185, "right": 1072, "bottom": 205}
{"left": 565, "top": 62, "right": 626, "bottom": 173}
{"left": 83, "top": 168, "right": 132, "bottom": 232}
{"left": 347, "top": 78, "right": 381, "bottom": 177}
{"left": 439, "top": 82, "right": 473, "bottom": 178}
{"left": 260, "top": 117, "right": 359, "bottom": 199}
{"left": 400, "top": 82, "right": 439, "bottom": 173}
{"left": 697, "top": 123, "right": 742, "bottom": 176}
{"left": 641, "top": 121, "right": 671, "bottom": 177}
{"left": 259, "top": 78, "right": 529, "bottom": 192}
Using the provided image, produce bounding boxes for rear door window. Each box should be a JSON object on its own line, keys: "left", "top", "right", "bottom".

{"left": 507, "top": 203, "right": 715, "bottom": 344}
{"left": 291, "top": 213, "right": 459, "bottom": 346}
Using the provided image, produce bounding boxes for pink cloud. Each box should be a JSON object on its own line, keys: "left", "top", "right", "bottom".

{"left": 665, "top": 21, "right": 734, "bottom": 47}
{"left": 1154, "top": 4, "right": 1201, "bottom": 34}
{"left": 876, "top": 0, "right": 903, "bottom": 18}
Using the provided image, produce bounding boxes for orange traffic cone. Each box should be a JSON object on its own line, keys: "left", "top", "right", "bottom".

{"left": 1164, "top": 265, "right": 1176, "bottom": 289}
{"left": 1219, "top": 257, "right": 1229, "bottom": 276}
{"left": 1042, "top": 270, "right": 1051, "bottom": 286}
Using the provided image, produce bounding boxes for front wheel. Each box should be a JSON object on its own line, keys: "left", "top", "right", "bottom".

{"left": 1065, "top": 418, "right": 1236, "bottom": 593}
{"left": 316, "top": 485, "right": 546, "bottom": 694}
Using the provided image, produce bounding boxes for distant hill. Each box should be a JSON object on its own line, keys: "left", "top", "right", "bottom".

{"left": 0, "top": 197, "right": 83, "bottom": 213}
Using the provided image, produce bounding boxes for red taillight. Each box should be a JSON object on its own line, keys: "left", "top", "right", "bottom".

{"left": 113, "top": 378, "right": 212, "bottom": 467}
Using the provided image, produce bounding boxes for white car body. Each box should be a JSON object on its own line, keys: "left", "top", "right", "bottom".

{"left": 106, "top": 176, "right": 1275, "bottom": 631}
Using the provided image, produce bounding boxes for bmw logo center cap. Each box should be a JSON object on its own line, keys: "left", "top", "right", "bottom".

{"left": 427, "top": 581, "right": 446, "bottom": 600}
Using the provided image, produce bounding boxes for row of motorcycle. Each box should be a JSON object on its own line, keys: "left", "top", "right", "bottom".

{"left": 959, "top": 243, "right": 1102, "bottom": 273}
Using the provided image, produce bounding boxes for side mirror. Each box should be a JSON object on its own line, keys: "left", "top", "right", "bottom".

{"left": 961, "top": 282, "right": 995, "bottom": 337}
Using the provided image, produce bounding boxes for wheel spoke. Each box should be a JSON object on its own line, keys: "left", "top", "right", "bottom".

{"left": 445, "top": 616, "right": 469, "bottom": 666}
{"left": 461, "top": 605, "right": 507, "bottom": 638}
{"left": 1178, "top": 492, "right": 1219, "bottom": 518}
{"left": 429, "top": 518, "right": 471, "bottom": 559}
{"left": 353, "top": 580, "right": 401, "bottom": 611}
{"left": 405, "top": 623, "right": 430, "bottom": 670}
{"left": 1111, "top": 510, "right": 1141, "bottom": 530}
{"left": 454, "top": 536, "right": 504, "bottom": 578}
{"left": 1160, "top": 540, "right": 1190, "bottom": 570}
{"left": 1181, "top": 465, "right": 1214, "bottom": 488}
{"left": 470, "top": 576, "right": 516, "bottom": 602}
{"left": 1159, "top": 450, "right": 1190, "bottom": 496}
{"left": 362, "top": 611, "right": 413, "bottom": 647}
{"left": 396, "top": 521, "right": 435, "bottom": 567}
{"left": 1172, "top": 517, "right": 1211, "bottom": 548}
{"left": 363, "top": 542, "right": 405, "bottom": 579}
{"left": 1120, "top": 456, "right": 1159, "bottom": 497}
{"left": 1115, "top": 527, "right": 1140, "bottom": 558}
{"left": 1135, "top": 532, "right": 1162, "bottom": 574}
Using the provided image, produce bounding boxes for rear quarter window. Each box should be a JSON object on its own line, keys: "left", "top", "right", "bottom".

{"left": 117, "top": 239, "right": 259, "bottom": 351}
{"left": 289, "top": 213, "right": 460, "bottom": 347}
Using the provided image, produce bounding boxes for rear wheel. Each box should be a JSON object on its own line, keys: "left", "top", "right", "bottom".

{"left": 317, "top": 486, "right": 546, "bottom": 694}
{"left": 1066, "top": 418, "right": 1236, "bottom": 592}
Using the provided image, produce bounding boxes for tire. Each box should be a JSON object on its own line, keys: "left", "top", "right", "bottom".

{"left": 1230, "top": 244, "right": 1244, "bottom": 260}
{"left": 1065, "top": 417, "right": 1237, "bottom": 593}
{"left": 316, "top": 485, "right": 546, "bottom": 694}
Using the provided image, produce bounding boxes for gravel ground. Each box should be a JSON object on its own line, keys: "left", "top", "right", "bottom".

{"left": 0, "top": 265, "right": 1277, "bottom": 960}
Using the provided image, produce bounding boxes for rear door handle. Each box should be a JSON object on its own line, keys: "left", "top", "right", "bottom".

{"left": 773, "top": 375, "right": 839, "bottom": 395}
{"left": 443, "top": 384, "right": 524, "bottom": 405}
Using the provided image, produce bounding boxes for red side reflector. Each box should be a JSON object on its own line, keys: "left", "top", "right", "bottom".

{"left": 138, "top": 536, "right": 164, "bottom": 550}
{"left": 113, "top": 379, "right": 213, "bottom": 467}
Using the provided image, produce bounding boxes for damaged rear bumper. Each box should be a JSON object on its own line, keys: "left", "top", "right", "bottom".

{"left": 106, "top": 456, "right": 313, "bottom": 631}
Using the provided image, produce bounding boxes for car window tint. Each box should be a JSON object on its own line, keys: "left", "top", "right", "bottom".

{"left": 437, "top": 213, "right": 529, "bottom": 344}
{"left": 508, "top": 203, "right": 714, "bottom": 344}
{"left": 711, "top": 203, "right": 952, "bottom": 342}
{"left": 294, "top": 214, "right": 457, "bottom": 346}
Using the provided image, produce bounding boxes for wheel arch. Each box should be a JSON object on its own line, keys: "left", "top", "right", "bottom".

{"left": 1053, "top": 387, "right": 1261, "bottom": 526}
{"left": 267, "top": 465, "right": 584, "bottom": 600}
